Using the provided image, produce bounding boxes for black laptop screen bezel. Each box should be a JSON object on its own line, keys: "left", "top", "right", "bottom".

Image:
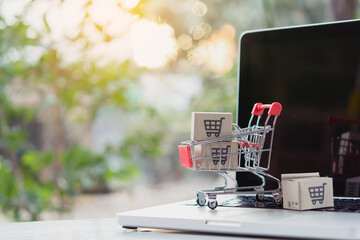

{"left": 236, "top": 19, "right": 360, "bottom": 194}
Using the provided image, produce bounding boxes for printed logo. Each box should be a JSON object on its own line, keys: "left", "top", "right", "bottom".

{"left": 308, "top": 183, "right": 327, "bottom": 205}
{"left": 211, "top": 145, "right": 230, "bottom": 165}
{"left": 287, "top": 201, "right": 299, "bottom": 208}
{"left": 204, "top": 117, "right": 225, "bottom": 137}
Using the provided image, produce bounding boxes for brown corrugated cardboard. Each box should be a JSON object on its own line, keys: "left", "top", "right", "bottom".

{"left": 191, "top": 112, "right": 232, "bottom": 141}
{"left": 281, "top": 172, "right": 334, "bottom": 210}
{"left": 193, "top": 141, "right": 239, "bottom": 170}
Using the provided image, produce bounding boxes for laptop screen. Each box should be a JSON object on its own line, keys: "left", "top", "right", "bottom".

{"left": 236, "top": 20, "right": 360, "bottom": 197}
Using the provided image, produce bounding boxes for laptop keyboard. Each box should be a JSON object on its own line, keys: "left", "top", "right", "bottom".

{"left": 322, "top": 198, "right": 360, "bottom": 213}
{"left": 218, "top": 196, "right": 360, "bottom": 212}
{"left": 220, "top": 195, "right": 283, "bottom": 209}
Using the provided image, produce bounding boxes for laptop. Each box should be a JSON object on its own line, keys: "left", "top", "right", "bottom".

{"left": 117, "top": 19, "right": 360, "bottom": 239}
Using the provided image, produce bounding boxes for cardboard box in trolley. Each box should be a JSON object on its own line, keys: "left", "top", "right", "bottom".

{"left": 191, "top": 112, "right": 232, "bottom": 141}
{"left": 281, "top": 172, "right": 334, "bottom": 210}
{"left": 193, "top": 141, "right": 239, "bottom": 170}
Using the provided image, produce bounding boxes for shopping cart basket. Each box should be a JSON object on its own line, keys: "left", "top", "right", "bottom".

{"left": 328, "top": 116, "right": 360, "bottom": 175}
{"left": 178, "top": 102, "right": 283, "bottom": 210}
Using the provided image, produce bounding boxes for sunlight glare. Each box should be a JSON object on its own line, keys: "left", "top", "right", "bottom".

{"left": 118, "top": 0, "right": 140, "bottom": 9}
{"left": 189, "top": 24, "right": 236, "bottom": 74}
{"left": 131, "top": 19, "right": 178, "bottom": 68}
{"left": 88, "top": 0, "right": 132, "bottom": 37}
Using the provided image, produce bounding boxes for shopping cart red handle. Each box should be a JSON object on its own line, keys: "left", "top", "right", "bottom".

{"left": 251, "top": 102, "right": 282, "bottom": 116}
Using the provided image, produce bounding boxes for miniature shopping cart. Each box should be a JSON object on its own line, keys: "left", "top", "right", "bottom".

{"left": 308, "top": 183, "right": 327, "bottom": 205}
{"left": 328, "top": 116, "right": 360, "bottom": 175}
{"left": 178, "top": 102, "right": 283, "bottom": 210}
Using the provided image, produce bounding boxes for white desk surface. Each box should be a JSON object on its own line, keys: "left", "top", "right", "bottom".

{"left": 0, "top": 218, "right": 272, "bottom": 240}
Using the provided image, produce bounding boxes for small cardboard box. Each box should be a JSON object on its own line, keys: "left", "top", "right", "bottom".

{"left": 191, "top": 112, "right": 232, "bottom": 141}
{"left": 281, "top": 172, "right": 334, "bottom": 210}
{"left": 193, "top": 141, "right": 239, "bottom": 170}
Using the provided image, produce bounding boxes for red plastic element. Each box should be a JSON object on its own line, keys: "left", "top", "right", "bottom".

{"left": 251, "top": 102, "right": 282, "bottom": 116}
{"left": 178, "top": 145, "right": 192, "bottom": 168}
{"left": 239, "top": 141, "right": 259, "bottom": 149}
{"left": 268, "top": 102, "right": 282, "bottom": 116}
{"left": 252, "top": 103, "right": 264, "bottom": 116}
{"left": 328, "top": 115, "right": 360, "bottom": 127}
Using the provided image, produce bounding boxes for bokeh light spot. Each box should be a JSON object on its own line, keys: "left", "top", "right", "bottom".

{"left": 188, "top": 24, "right": 236, "bottom": 74}
{"left": 131, "top": 19, "right": 178, "bottom": 68}
{"left": 178, "top": 34, "right": 193, "bottom": 51}
{"left": 118, "top": 0, "right": 140, "bottom": 9}
{"left": 191, "top": 1, "right": 208, "bottom": 17}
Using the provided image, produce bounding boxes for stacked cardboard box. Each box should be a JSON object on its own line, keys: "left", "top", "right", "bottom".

{"left": 191, "top": 112, "right": 238, "bottom": 170}
{"left": 191, "top": 112, "right": 233, "bottom": 141}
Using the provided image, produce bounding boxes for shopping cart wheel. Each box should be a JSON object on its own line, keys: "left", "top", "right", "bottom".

{"left": 196, "top": 197, "right": 206, "bottom": 206}
{"left": 273, "top": 193, "right": 282, "bottom": 205}
{"left": 256, "top": 193, "right": 264, "bottom": 201}
{"left": 208, "top": 199, "right": 218, "bottom": 210}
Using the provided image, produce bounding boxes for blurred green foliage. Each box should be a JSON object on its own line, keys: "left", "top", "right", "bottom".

{"left": 191, "top": 66, "right": 238, "bottom": 118}
{"left": 0, "top": 3, "right": 142, "bottom": 221}
{"left": 119, "top": 107, "right": 168, "bottom": 159}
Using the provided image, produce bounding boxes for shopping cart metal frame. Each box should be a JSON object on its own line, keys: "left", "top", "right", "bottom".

{"left": 178, "top": 102, "right": 283, "bottom": 210}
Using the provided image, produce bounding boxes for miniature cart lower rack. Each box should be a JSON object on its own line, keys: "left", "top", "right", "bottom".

{"left": 178, "top": 102, "right": 283, "bottom": 209}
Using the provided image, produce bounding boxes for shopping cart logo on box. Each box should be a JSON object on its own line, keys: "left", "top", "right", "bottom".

{"left": 308, "top": 183, "right": 326, "bottom": 205}
{"left": 203, "top": 117, "right": 225, "bottom": 137}
{"left": 211, "top": 145, "right": 231, "bottom": 165}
